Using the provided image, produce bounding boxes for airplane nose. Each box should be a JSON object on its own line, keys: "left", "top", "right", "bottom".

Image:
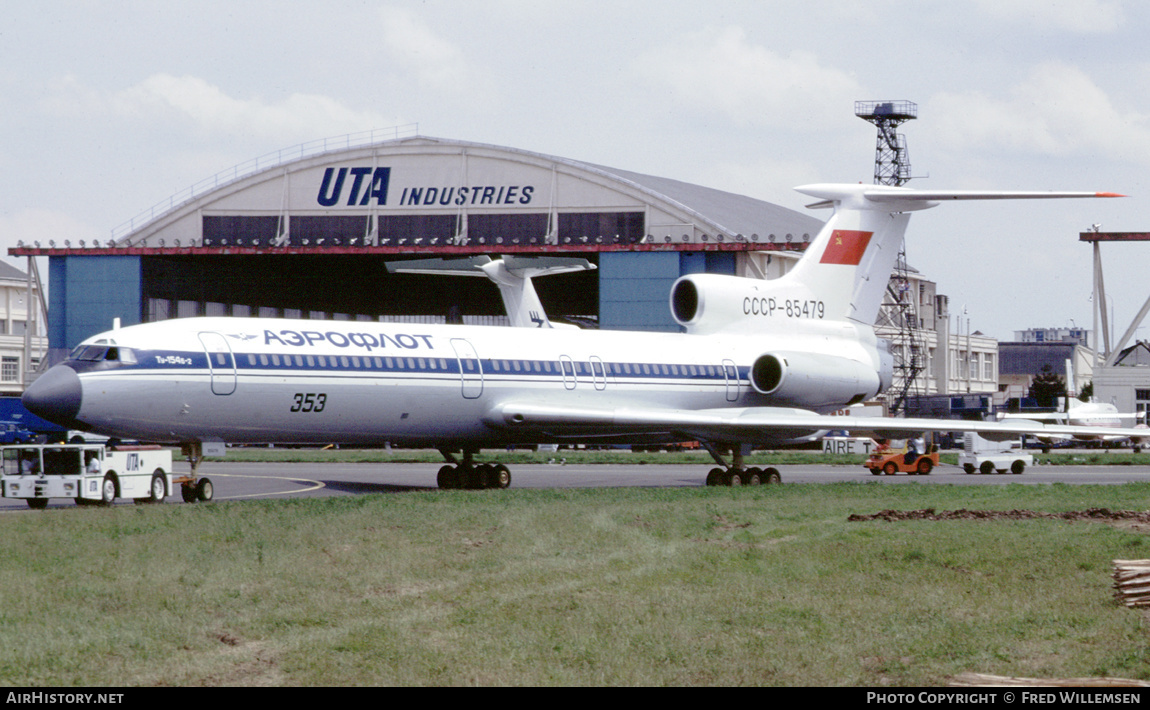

{"left": 23, "top": 365, "right": 83, "bottom": 428}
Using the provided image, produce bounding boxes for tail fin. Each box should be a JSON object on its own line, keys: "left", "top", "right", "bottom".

{"left": 785, "top": 185, "right": 1123, "bottom": 326}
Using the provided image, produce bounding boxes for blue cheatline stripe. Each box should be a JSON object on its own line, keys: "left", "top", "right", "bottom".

{"left": 85, "top": 349, "right": 750, "bottom": 383}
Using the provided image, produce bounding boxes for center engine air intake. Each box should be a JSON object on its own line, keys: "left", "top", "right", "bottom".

{"left": 750, "top": 352, "right": 882, "bottom": 409}
{"left": 670, "top": 274, "right": 754, "bottom": 334}
{"left": 670, "top": 278, "right": 700, "bottom": 324}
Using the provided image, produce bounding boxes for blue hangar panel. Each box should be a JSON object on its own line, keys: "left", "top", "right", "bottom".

{"left": 48, "top": 256, "right": 142, "bottom": 350}
{"left": 599, "top": 252, "right": 735, "bottom": 332}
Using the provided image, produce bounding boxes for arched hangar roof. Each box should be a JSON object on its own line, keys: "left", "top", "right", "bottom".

{"left": 104, "top": 136, "right": 822, "bottom": 251}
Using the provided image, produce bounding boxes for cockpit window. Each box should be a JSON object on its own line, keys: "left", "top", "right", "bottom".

{"left": 69, "top": 345, "right": 136, "bottom": 364}
{"left": 75, "top": 346, "right": 109, "bottom": 361}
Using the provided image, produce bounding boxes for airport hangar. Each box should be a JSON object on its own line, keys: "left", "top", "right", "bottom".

{"left": 11, "top": 135, "right": 823, "bottom": 366}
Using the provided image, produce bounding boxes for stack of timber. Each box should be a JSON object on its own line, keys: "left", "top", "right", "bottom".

{"left": 1113, "top": 559, "right": 1150, "bottom": 608}
{"left": 952, "top": 672, "right": 1150, "bottom": 687}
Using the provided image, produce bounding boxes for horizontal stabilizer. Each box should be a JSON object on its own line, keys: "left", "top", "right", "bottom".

{"left": 798, "top": 184, "right": 1124, "bottom": 212}
{"left": 501, "top": 255, "right": 596, "bottom": 277}
{"left": 864, "top": 189, "right": 1125, "bottom": 202}
{"left": 384, "top": 255, "right": 493, "bottom": 276}
{"left": 385, "top": 255, "right": 595, "bottom": 277}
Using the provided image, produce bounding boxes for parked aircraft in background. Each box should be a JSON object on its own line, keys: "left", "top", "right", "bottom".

{"left": 1003, "top": 400, "right": 1149, "bottom": 451}
{"left": 22, "top": 183, "right": 1142, "bottom": 490}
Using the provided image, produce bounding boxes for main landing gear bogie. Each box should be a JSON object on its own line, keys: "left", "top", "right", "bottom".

{"left": 437, "top": 462, "right": 512, "bottom": 490}
{"left": 705, "top": 466, "right": 782, "bottom": 487}
{"left": 700, "top": 442, "right": 782, "bottom": 487}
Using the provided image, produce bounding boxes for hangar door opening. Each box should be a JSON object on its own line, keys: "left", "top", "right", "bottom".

{"left": 140, "top": 254, "right": 599, "bottom": 326}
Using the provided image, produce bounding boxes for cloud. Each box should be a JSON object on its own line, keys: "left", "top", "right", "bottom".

{"left": 697, "top": 157, "right": 824, "bottom": 210}
{"left": 970, "top": 0, "right": 1125, "bottom": 33}
{"left": 928, "top": 62, "right": 1150, "bottom": 166}
{"left": 379, "top": 7, "right": 468, "bottom": 84}
{"left": 111, "top": 74, "right": 393, "bottom": 143}
{"left": 631, "top": 25, "right": 862, "bottom": 129}
{"left": 376, "top": 6, "right": 494, "bottom": 98}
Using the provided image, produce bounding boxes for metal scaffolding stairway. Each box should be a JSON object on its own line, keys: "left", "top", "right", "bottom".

{"left": 856, "top": 101, "right": 925, "bottom": 414}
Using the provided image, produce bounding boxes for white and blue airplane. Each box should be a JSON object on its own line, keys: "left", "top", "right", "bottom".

{"left": 22, "top": 183, "right": 1140, "bottom": 491}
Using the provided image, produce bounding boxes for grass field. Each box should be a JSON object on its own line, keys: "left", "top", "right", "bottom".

{"left": 2, "top": 481, "right": 1150, "bottom": 686}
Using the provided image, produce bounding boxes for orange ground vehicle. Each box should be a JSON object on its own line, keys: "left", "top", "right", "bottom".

{"left": 864, "top": 436, "right": 939, "bottom": 476}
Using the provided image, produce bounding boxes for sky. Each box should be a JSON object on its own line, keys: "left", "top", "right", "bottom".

{"left": 2, "top": 0, "right": 1148, "bottom": 344}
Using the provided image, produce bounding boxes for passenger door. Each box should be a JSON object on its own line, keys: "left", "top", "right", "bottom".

{"left": 449, "top": 339, "right": 484, "bottom": 399}
{"left": 722, "top": 359, "right": 740, "bottom": 402}
{"left": 198, "top": 332, "right": 237, "bottom": 396}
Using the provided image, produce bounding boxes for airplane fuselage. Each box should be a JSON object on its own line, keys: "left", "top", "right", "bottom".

{"left": 22, "top": 183, "right": 1133, "bottom": 492}
{"left": 37, "top": 316, "right": 884, "bottom": 448}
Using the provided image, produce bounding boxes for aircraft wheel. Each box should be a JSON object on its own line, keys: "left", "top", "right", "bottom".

{"left": 745, "top": 467, "right": 762, "bottom": 485}
{"left": 100, "top": 475, "right": 117, "bottom": 506}
{"left": 764, "top": 468, "right": 781, "bottom": 484}
{"left": 476, "top": 463, "right": 497, "bottom": 489}
{"left": 979, "top": 461, "right": 995, "bottom": 475}
{"left": 706, "top": 468, "right": 724, "bottom": 486}
{"left": 916, "top": 459, "right": 933, "bottom": 475}
{"left": 196, "top": 477, "right": 214, "bottom": 502}
{"left": 437, "top": 464, "right": 458, "bottom": 490}
{"left": 181, "top": 483, "right": 197, "bottom": 503}
{"left": 1011, "top": 460, "right": 1026, "bottom": 475}
{"left": 883, "top": 462, "right": 898, "bottom": 476}
{"left": 492, "top": 464, "right": 512, "bottom": 489}
{"left": 459, "top": 466, "right": 478, "bottom": 489}
{"left": 26, "top": 498, "right": 48, "bottom": 509}
{"left": 727, "top": 470, "right": 743, "bottom": 486}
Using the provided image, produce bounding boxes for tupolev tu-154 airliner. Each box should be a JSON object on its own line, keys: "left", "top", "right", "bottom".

{"left": 21, "top": 183, "right": 1144, "bottom": 492}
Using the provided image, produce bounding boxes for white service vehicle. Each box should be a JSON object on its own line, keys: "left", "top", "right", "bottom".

{"left": 958, "top": 432, "right": 1033, "bottom": 475}
{"left": 0, "top": 443, "right": 205, "bottom": 509}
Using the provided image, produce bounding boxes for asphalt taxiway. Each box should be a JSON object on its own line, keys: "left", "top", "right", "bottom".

{"left": 5, "top": 460, "right": 1150, "bottom": 510}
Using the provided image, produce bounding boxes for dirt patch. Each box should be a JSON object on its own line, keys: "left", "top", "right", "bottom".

{"left": 848, "top": 508, "right": 1150, "bottom": 524}
{"left": 712, "top": 514, "right": 752, "bottom": 533}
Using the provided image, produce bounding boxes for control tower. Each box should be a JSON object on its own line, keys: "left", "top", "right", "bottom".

{"left": 854, "top": 101, "right": 917, "bottom": 186}
{"left": 856, "top": 101, "right": 921, "bottom": 413}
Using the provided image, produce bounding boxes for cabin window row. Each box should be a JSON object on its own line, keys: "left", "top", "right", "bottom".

{"left": 244, "top": 353, "right": 451, "bottom": 371}
{"left": 231, "top": 353, "right": 729, "bottom": 379}
{"left": 485, "top": 359, "right": 726, "bottom": 378}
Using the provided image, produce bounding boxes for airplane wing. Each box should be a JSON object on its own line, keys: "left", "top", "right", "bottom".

{"left": 484, "top": 402, "right": 1150, "bottom": 444}
{"left": 999, "top": 412, "right": 1144, "bottom": 422}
